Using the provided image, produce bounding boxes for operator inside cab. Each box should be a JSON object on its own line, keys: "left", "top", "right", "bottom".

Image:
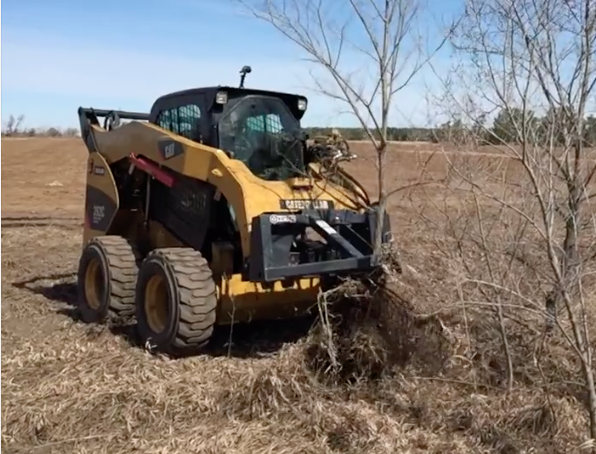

{"left": 218, "top": 96, "right": 305, "bottom": 181}
{"left": 218, "top": 94, "right": 357, "bottom": 180}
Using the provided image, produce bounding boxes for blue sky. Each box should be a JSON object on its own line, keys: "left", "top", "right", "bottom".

{"left": 2, "top": 0, "right": 457, "bottom": 129}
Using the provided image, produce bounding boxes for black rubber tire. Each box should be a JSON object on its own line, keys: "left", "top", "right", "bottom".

{"left": 77, "top": 235, "right": 140, "bottom": 323}
{"left": 135, "top": 248, "right": 218, "bottom": 354}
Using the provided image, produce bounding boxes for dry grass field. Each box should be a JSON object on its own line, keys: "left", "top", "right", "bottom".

{"left": 2, "top": 137, "right": 593, "bottom": 453}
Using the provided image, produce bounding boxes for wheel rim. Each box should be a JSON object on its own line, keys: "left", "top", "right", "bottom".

{"left": 145, "top": 274, "right": 169, "bottom": 333}
{"left": 84, "top": 258, "right": 103, "bottom": 310}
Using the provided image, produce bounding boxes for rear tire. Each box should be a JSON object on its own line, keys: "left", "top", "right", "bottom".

{"left": 135, "top": 248, "right": 217, "bottom": 354}
{"left": 77, "top": 236, "right": 140, "bottom": 323}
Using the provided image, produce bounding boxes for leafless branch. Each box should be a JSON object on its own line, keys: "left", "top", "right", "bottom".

{"left": 237, "top": 0, "right": 453, "bottom": 252}
{"left": 430, "top": 0, "right": 596, "bottom": 443}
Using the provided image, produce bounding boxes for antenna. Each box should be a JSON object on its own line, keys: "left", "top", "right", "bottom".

{"left": 239, "top": 65, "right": 252, "bottom": 88}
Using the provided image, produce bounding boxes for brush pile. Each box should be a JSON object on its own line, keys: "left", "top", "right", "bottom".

{"left": 305, "top": 271, "right": 449, "bottom": 386}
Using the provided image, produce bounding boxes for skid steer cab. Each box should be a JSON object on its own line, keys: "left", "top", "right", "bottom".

{"left": 75, "top": 65, "right": 394, "bottom": 355}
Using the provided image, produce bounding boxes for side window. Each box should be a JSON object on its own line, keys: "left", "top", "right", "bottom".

{"left": 157, "top": 104, "right": 201, "bottom": 140}
{"left": 246, "top": 114, "right": 282, "bottom": 133}
{"left": 170, "top": 108, "right": 179, "bottom": 134}
{"left": 246, "top": 116, "right": 265, "bottom": 131}
{"left": 177, "top": 104, "right": 201, "bottom": 139}
{"left": 266, "top": 114, "right": 283, "bottom": 134}
{"left": 157, "top": 110, "right": 171, "bottom": 130}
{"left": 157, "top": 108, "right": 179, "bottom": 134}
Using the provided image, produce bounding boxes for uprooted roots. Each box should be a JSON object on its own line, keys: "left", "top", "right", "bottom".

{"left": 305, "top": 265, "right": 449, "bottom": 385}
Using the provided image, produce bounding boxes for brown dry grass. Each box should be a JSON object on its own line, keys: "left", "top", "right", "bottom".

{"left": 1, "top": 138, "right": 592, "bottom": 453}
{"left": 1, "top": 138, "right": 87, "bottom": 215}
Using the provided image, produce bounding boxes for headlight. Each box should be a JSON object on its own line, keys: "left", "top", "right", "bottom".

{"left": 297, "top": 98, "right": 307, "bottom": 111}
{"left": 215, "top": 91, "right": 228, "bottom": 104}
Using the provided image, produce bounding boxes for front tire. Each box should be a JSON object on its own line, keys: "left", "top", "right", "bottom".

{"left": 135, "top": 248, "right": 217, "bottom": 354}
{"left": 77, "top": 236, "right": 140, "bottom": 323}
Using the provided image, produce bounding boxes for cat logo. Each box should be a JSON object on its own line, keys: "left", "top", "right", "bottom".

{"left": 158, "top": 138, "right": 183, "bottom": 160}
{"left": 164, "top": 143, "right": 176, "bottom": 159}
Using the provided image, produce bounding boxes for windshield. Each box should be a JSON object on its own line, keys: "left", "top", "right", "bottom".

{"left": 218, "top": 96, "right": 305, "bottom": 181}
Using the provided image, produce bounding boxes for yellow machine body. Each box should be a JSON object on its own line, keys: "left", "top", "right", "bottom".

{"left": 82, "top": 120, "right": 371, "bottom": 324}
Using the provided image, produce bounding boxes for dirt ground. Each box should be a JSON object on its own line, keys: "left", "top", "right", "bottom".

{"left": 1, "top": 138, "right": 591, "bottom": 453}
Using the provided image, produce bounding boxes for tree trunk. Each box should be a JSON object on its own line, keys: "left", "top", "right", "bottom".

{"left": 373, "top": 144, "right": 387, "bottom": 256}
{"left": 583, "top": 357, "right": 596, "bottom": 448}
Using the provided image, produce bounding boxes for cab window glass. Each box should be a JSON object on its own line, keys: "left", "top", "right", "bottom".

{"left": 157, "top": 103, "right": 201, "bottom": 139}
{"left": 178, "top": 104, "right": 201, "bottom": 139}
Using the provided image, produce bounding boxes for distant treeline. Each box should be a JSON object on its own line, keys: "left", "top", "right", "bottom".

{"left": 1, "top": 126, "right": 80, "bottom": 138}
{"left": 3, "top": 124, "right": 434, "bottom": 141}
{"left": 3, "top": 108, "right": 596, "bottom": 146}
{"left": 1, "top": 115, "right": 79, "bottom": 138}
{"left": 308, "top": 108, "right": 596, "bottom": 146}
{"left": 305, "top": 109, "right": 596, "bottom": 145}
{"left": 304, "top": 127, "right": 434, "bottom": 142}
{"left": 432, "top": 108, "right": 596, "bottom": 146}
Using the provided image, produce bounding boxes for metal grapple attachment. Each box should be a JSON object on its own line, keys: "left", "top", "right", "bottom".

{"left": 245, "top": 207, "right": 391, "bottom": 283}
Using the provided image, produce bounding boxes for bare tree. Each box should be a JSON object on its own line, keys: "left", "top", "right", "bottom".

{"left": 236, "top": 0, "right": 452, "bottom": 253}
{"left": 2, "top": 114, "right": 25, "bottom": 136}
{"left": 429, "top": 0, "right": 596, "bottom": 445}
